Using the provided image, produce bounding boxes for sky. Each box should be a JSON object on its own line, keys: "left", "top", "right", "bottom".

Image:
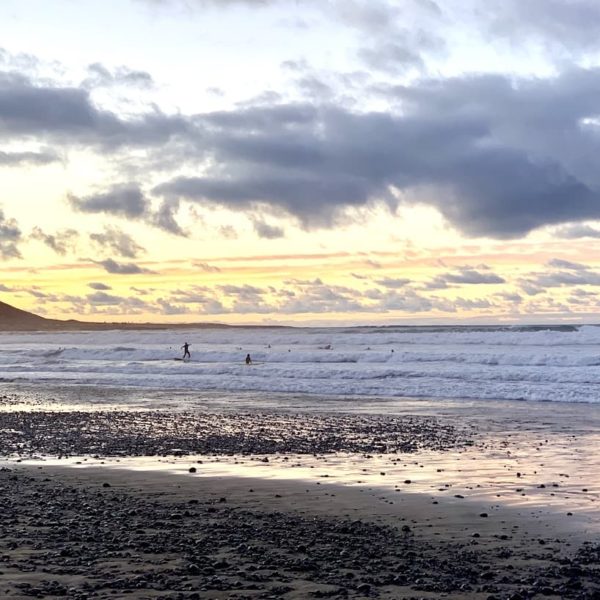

{"left": 2, "top": 0, "right": 600, "bottom": 325}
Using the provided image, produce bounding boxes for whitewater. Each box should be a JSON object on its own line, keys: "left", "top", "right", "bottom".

{"left": 2, "top": 324, "right": 600, "bottom": 404}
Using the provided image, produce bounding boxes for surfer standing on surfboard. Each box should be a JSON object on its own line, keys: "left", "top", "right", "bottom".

{"left": 182, "top": 342, "right": 191, "bottom": 360}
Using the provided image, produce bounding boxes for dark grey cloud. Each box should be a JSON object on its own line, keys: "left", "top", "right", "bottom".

{"left": 51, "top": 290, "right": 154, "bottom": 314}
{"left": 252, "top": 218, "right": 284, "bottom": 239}
{"left": 219, "top": 225, "right": 238, "bottom": 239}
{"left": 375, "top": 277, "right": 411, "bottom": 288}
{"left": 495, "top": 291, "right": 523, "bottom": 304}
{"left": 70, "top": 185, "right": 149, "bottom": 218}
{"left": 170, "top": 278, "right": 494, "bottom": 316}
{"left": 0, "top": 71, "right": 190, "bottom": 149}
{"left": 169, "top": 288, "right": 212, "bottom": 304}
{"left": 357, "top": 21, "right": 444, "bottom": 76}
{"left": 364, "top": 259, "right": 382, "bottom": 269}
{"left": 520, "top": 261, "right": 600, "bottom": 291}
{"left": 444, "top": 267, "right": 505, "bottom": 285}
{"left": 0, "top": 149, "right": 60, "bottom": 166}
{"left": 567, "top": 288, "right": 598, "bottom": 306}
{"left": 333, "top": 1, "right": 409, "bottom": 34}
{"left": 284, "top": 278, "right": 323, "bottom": 286}
{"left": 358, "top": 42, "right": 424, "bottom": 74}
{"left": 535, "top": 271, "right": 600, "bottom": 287}
{"left": 95, "top": 258, "right": 154, "bottom": 274}
{"left": 194, "top": 261, "right": 221, "bottom": 273}
{"left": 427, "top": 266, "right": 505, "bottom": 289}
{"left": 73, "top": 184, "right": 186, "bottom": 235}
{"left": 87, "top": 291, "right": 124, "bottom": 305}
{"left": 152, "top": 199, "right": 186, "bottom": 236}
{"left": 0, "top": 207, "right": 22, "bottom": 259}
{"left": 155, "top": 299, "right": 192, "bottom": 315}
{"left": 27, "top": 288, "right": 50, "bottom": 299}
{"left": 155, "top": 171, "right": 370, "bottom": 229}
{"left": 276, "top": 282, "right": 366, "bottom": 314}
{"left": 0, "top": 47, "right": 41, "bottom": 72}
{"left": 83, "top": 63, "right": 154, "bottom": 89}
{"left": 88, "top": 282, "right": 112, "bottom": 290}
{"left": 546, "top": 258, "right": 587, "bottom": 271}
{"left": 335, "top": 0, "right": 600, "bottom": 59}
{"left": 131, "top": 286, "right": 154, "bottom": 295}
{"left": 325, "top": 1, "right": 445, "bottom": 76}
{"left": 217, "top": 284, "right": 264, "bottom": 298}
{"left": 90, "top": 225, "right": 146, "bottom": 259}
{"left": 453, "top": 297, "right": 493, "bottom": 311}
{"left": 571, "top": 288, "right": 597, "bottom": 298}
{"left": 554, "top": 224, "right": 600, "bottom": 239}
{"left": 30, "top": 227, "right": 79, "bottom": 255}
{"left": 378, "top": 289, "right": 440, "bottom": 313}
{"left": 163, "top": 288, "right": 225, "bottom": 313}
{"left": 5, "top": 44, "right": 600, "bottom": 240}
{"left": 424, "top": 277, "right": 449, "bottom": 291}
{"left": 281, "top": 59, "right": 309, "bottom": 73}
{"left": 518, "top": 280, "right": 545, "bottom": 296}
{"left": 138, "top": 0, "right": 273, "bottom": 5}
{"left": 295, "top": 75, "right": 335, "bottom": 101}
{"left": 153, "top": 67, "right": 600, "bottom": 238}
{"left": 489, "top": 0, "right": 600, "bottom": 52}
{"left": 166, "top": 286, "right": 228, "bottom": 313}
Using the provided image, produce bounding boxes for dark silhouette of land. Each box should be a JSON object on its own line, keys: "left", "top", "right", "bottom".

{"left": 0, "top": 300, "right": 233, "bottom": 331}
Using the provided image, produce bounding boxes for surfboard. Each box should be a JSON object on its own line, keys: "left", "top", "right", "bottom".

{"left": 174, "top": 358, "right": 191, "bottom": 362}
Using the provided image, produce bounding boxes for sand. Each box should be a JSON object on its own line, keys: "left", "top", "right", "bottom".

{"left": 1, "top": 393, "right": 599, "bottom": 599}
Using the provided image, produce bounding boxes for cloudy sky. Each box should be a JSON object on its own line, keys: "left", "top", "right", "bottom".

{"left": 2, "top": 0, "right": 600, "bottom": 324}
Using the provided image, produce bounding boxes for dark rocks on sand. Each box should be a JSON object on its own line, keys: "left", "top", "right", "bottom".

{"left": 0, "top": 410, "right": 472, "bottom": 458}
{"left": 1, "top": 468, "right": 600, "bottom": 599}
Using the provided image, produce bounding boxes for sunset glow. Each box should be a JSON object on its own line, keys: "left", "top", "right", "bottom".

{"left": 2, "top": 0, "right": 600, "bottom": 324}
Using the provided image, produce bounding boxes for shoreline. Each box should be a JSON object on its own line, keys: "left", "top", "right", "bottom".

{"left": 6, "top": 380, "right": 600, "bottom": 412}
{"left": 2, "top": 464, "right": 600, "bottom": 599}
{"left": 1, "top": 390, "right": 599, "bottom": 598}
{"left": 17, "top": 462, "right": 600, "bottom": 542}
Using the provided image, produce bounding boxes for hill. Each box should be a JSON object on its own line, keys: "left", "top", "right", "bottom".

{"left": 0, "top": 300, "right": 230, "bottom": 331}
{"left": 0, "top": 300, "right": 59, "bottom": 331}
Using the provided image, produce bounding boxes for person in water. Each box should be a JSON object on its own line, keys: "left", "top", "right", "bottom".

{"left": 245, "top": 353, "right": 252, "bottom": 365}
{"left": 182, "top": 342, "right": 191, "bottom": 359}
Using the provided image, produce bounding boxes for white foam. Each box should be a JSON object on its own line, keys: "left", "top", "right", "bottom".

{"left": 1, "top": 326, "right": 600, "bottom": 403}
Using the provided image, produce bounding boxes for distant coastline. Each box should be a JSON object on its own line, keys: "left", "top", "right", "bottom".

{"left": 0, "top": 299, "right": 233, "bottom": 332}
{"left": 0, "top": 299, "right": 590, "bottom": 332}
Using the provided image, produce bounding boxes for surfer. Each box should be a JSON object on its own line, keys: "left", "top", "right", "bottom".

{"left": 182, "top": 342, "right": 191, "bottom": 360}
{"left": 245, "top": 353, "right": 252, "bottom": 365}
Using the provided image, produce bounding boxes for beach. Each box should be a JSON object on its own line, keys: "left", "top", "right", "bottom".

{"left": 1, "top": 387, "right": 600, "bottom": 599}
{"left": 5, "top": 0, "right": 600, "bottom": 595}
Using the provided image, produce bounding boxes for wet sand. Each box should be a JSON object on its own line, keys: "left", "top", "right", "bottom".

{"left": 1, "top": 392, "right": 600, "bottom": 598}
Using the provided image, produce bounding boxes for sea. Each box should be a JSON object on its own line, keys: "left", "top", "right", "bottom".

{"left": 1, "top": 323, "right": 600, "bottom": 405}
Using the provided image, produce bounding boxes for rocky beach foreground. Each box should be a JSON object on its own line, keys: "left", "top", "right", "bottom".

{"left": 0, "top": 392, "right": 599, "bottom": 599}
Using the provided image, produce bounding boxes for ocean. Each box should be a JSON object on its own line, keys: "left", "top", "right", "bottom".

{"left": 1, "top": 324, "right": 599, "bottom": 404}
